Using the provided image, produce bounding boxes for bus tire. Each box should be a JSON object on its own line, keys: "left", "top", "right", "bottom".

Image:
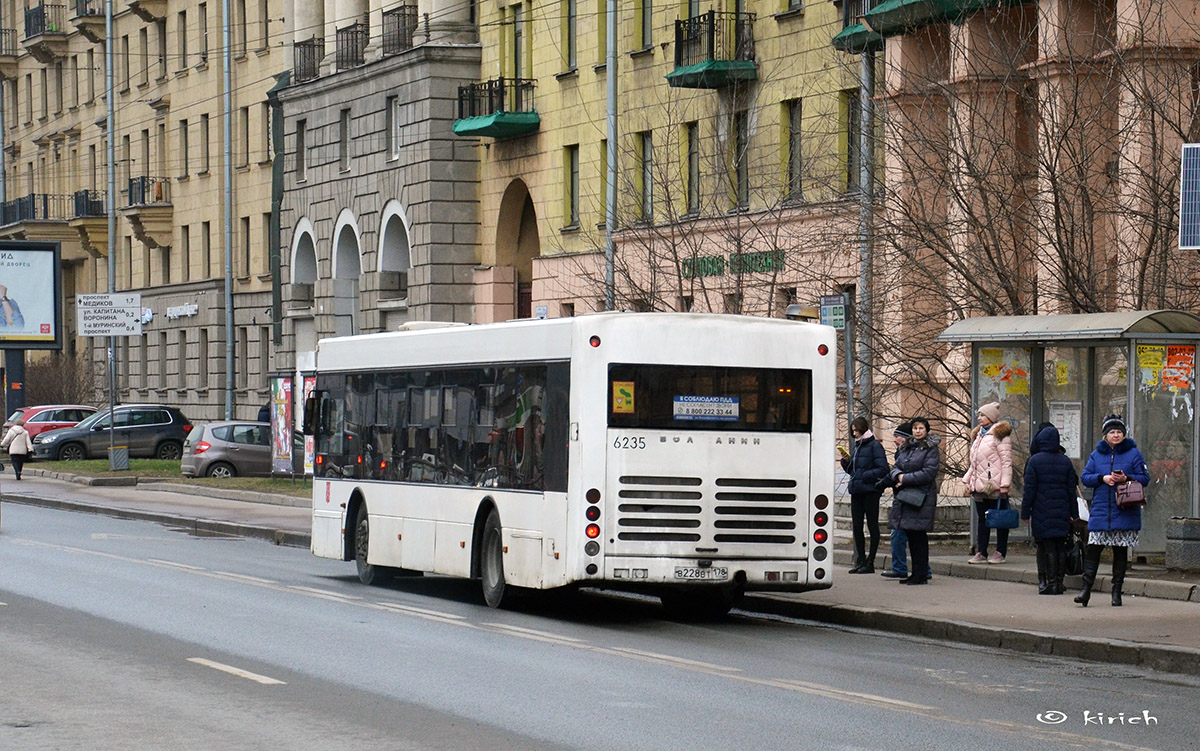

{"left": 480, "top": 508, "right": 507, "bottom": 608}
{"left": 354, "top": 504, "right": 390, "bottom": 586}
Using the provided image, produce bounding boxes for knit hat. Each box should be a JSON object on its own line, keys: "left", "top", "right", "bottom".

{"left": 978, "top": 402, "right": 1001, "bottom": 423}
{"left": 893, "top": 421, "right": 913, "bottom": 438}
{"left": 1101, "top": 414, "right": 1126, "bottom": 436}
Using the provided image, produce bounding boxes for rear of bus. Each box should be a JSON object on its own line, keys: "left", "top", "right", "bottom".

{"left": 572, "top": 314, "right": 836, "bottom": 607}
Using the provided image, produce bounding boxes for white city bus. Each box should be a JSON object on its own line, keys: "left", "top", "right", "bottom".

{"left": 306, "top": 312, "right": 836, "bottom": 614}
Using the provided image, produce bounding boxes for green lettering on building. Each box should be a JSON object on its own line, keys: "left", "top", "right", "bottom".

{"left": 682, "top": 255, "right": 726, "bottom": 279}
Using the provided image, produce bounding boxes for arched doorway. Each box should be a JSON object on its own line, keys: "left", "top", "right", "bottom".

{"left": 495, "top": 179, "right": 540, "bottom": 318}
{"left": 378, "top": 199, "right": 412, "bottom": 301}
{"left": 333, "top": 210, "right": 362, "bottom": 337}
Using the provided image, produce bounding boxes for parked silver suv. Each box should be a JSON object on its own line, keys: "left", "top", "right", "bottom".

{"left": 181, "top": 421, "right": 272, "bottom": 478}
{"left": 32, "top": 404, "right": 192, "bottom": 461}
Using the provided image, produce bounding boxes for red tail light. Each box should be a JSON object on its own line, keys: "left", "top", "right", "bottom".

{"left": 194, "top": 441, "right": 211, "bottom": 455}
{"left": 814, "top": 529, "right": 829, "bottom": 544}
{"left": 586, "top": 524, "right": 601, "bottom": 539}
{"left": 183, "top": 423, "right": 193, "bottom": 433}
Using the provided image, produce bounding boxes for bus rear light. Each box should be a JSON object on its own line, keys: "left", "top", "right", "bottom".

{"left": 632, "top": 569, "right": 647, "bottom": 579}
{"left": 812, "top": 548, "right": 828, "bottom": 561}
{"left": 194, "top": 441, "right": 211, "bottom": 455}
{"left": 817, "top": 344, "right": 829, "bottom": 356}
{"left": 813, "top": 529, "right": 828, "bottom": 544}
{"left": 586, "top": 505, "right": 601, "bottom": 521}
{"left": 783, "top": 571, "right": 799, "bottom": 581}
{"left": 589, "top": 335, "right": 602, "bottom": 348}
{"left": 357, "top": 456, "right": 362, "bottom": 464}
{"left": 814, "top": 494, "right": 829, "bottom": 510}
{"left": 814, "top": 511, "right": 829, "bottom": 527}
{"left": 585, "top": 524, "right": 601, "bottom": 539}
{"left": 316, "top": 455, "right": 324, "bottom": 465}
{"left": 586, "top": 487, "right": 601, "bottom": 503}
{"left": 584, "top": 540, "right": 600, "bottom": 556}
{"left": 614, "top": 568, "right": 630, "bottom": 578}
{"left": 814, "top": 568, "right": 826, "bottom": 580}
{"left": 586, "top": 563, "right": 599, "bottom": 575}
{"left": 765, "top": 571, "right": 780, "bottom": 581}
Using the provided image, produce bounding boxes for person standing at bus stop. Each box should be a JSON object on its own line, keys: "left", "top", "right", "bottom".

{"left": 2, "top": 417, "right": 31, "bottom": 480}
{"left": 840, "top": 417, "right": 889, "bottom": 574}
{"left": 888, "top": 417, "right": 940, "bottom": 585}
{"left": 963, "top": 402, "right": 1013, "bottom": 564}
{"left": 880, "top": 422, "right": 933, "bottom": 580}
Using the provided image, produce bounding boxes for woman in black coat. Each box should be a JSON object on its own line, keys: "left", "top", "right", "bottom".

{"left": 1021, "top": 423, "right": 1078, "bottom": 595}
{"left": 840, "top": 416, "right": 889, "bottom": 573}
{"left": 888, "top": 417, "right": 940, "bottom": 585}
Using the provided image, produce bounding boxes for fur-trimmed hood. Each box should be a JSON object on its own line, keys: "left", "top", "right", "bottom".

{"left": 970, "top": 420, "right": 1012, "bottom": 442}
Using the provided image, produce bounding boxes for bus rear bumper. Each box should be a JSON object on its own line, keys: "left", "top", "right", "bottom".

{"left": 600, "top": 556, "right": 832, "bottom": 592}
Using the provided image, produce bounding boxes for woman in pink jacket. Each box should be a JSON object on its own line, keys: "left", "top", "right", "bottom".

{"left": 962, "top": 402, "right": 1013, "bottom": 564}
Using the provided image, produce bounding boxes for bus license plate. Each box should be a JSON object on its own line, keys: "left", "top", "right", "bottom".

{"left": 674, "top": 566, "right": 728, "bottom": 581}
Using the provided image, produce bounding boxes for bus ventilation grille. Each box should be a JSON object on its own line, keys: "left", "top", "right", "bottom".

{"left": 615, "top": 475, "right": 798, "bottom": 544}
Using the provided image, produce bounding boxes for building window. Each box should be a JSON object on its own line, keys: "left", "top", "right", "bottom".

{"left": 637, "top": 0, "right": 652, "bottom": 48}
{"left": 724, "top": 292, "right": 742, "bottom": 314}
{"left": 261, "top": 102, "right": 271, "bottom": 160}
{"left": 565, "top": 144, "right": 580, "bottom": 227}
{"left": 241, "top": 216, "right": 252, "bottom": 277}
{"left": 237, "top": 328, "right": 249, "bottom": 390}
{"left": 86, "top": 49, "right": 95, "bottom": 101}
{"left": 202, "top": 221, "right": 212, "bottom": 278}
{"left": 178, "top": 119, "right": 189, "bottom": 176}
{"left": 786, "top": 98, "right": 802, "bottom": 201}
{"left": 259, "top": 326, "right": 271, "bottom": 382}
{"left": 296, "top": 118, "right": 307, "bottom": 180}
{"left": 733, "top": 110, "right": 749, "bottom": 209}
{"left": 120, "top": 35, "right": 130, "bottom": 89}
{"left": 512, "top": 5, "right": 525, "bottom": 78}
{"left": 564, "top": 0, "right": 577, "bottom": 70}
{"left": 844, "top": 87, "right": 861, "bottom": 193}
{"left": 639, "top": 131, "right": 653, "bottom": 221}
{"left": 139, "top": 27, "right": 149, "bottom": 86}
{"left": 685, "top": 121, "right": 699, "bottom": 215}
{"left": 258, "top": 0, "right": 270, "bottom": 49}
{"left": 53, "top": 62, "right": 63, "bottom": 114}
{"left": 596, "top": 0, "right": 606, "bottom": 65}
{"left": 199, "top": 3, "right": 209, "bottom": 62}
{"left": 69, "top": 56, "right": 78, "bottom": 108}
{"left": 339, "top": 109, "right": 351, "bottom": 171}
{"left": 262, "top": 213, "right": 272, "bottom": 276}
{"left": 181, "top": 224, "right": 191, "bottom": 282}
{"left": 236, "top": 0, "right": 248, "bottom": 57}
{"left": 239, "top": 106, "right": 250, "bottom": 166}
{"left": 199, "top": 328, "right": 209, "bottom": 383}
{"left": 39, "top": 68, "right": 47, "bottom": 119}
{"left": 178, "top": 11, "right": 189, "bottom": 68}
{"left": 385, "top": 96, "right": 401, "bottom": 160}
{"left": 200, "top": 113, "right": 211, "bottom": 172}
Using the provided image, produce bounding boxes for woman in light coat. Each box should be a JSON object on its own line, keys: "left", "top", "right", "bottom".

{"left": 1, "top": 417, "right": 31, "bottom": 480}
{"left": 962, "top": 402, "right": 1013, "bottom": 564}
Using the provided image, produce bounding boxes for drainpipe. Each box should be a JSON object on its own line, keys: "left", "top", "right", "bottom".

{"left": 223, "top": 0, "right": 235, "bottom": 419}
{"left": 858, "top": 49, "right": 874, "bottom": 414}
{"left": 604, "top": 0, "right": 616, "bottom": 310}
{"left": 266, "top": 72, "right": 290, "bottom": 347}
{"left": 105, "top": 0, "right": 117, "bottom": 453}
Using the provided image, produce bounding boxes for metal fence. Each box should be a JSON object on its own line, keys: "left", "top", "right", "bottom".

{"left": 293, "top": 37, "right": 323, "bottom": 83}
{"left": 335, "top": 21, "right": 368, "bottom": 70}
{"left": 0, "top": 28, "right": 16, "bottom": 57}
{"left": 457, "top": 77, "right": 536, "bottom": 119}
{"left": 73, "top": 189, "right": 105, "bottom": 217}
{"left": 127, "top": 176, "right": 171, "bottom": 206}
{"left": 73, "top": 0, "right": 102, "bottom": 17}
{"left": 382, "top": 5, "right": 418, "bottom": 56}
{"left": 0, "top": 194, "right": 72, "bottom": 225}
{"left": 674, "top": 11, "right": 755, "bottom": 69}
{"left": 25, "top": 3, "right": 66, "bottom": 39}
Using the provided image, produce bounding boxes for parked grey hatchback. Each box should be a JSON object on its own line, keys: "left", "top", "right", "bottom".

{"left": 181, "top": 421, "right": 272, "bottom": 478}
{"left": 32, "top": 404, "right": 192, "bottom": 461}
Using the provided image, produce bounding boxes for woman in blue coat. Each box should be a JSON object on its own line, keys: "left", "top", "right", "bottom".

{"left": 1021, "top": 423, "right": 1077, "bottom": 595}
{"left": 1077, "top": 414, "right": 1149, "bottom": 607}
{"left": 840, "top": 416, "right": 890, "bottom": 573}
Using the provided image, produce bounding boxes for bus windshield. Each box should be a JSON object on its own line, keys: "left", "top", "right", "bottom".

{"left": 607, "top": 364, "right": 811, "bottom": 432}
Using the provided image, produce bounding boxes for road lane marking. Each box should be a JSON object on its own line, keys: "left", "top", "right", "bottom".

{"left": 484, "top": 623, "right": 585, "bottom": 642}
{"left": 187, "top": 658, "right": 286, "bottom": 685}
{"left": 211, "top": 571, "right": 277, "bottom": 585}
{"left": 375, "top": 601, "right": 471, "bottom": 625}
{"left": 771, "top": 678, "right": 936, "bottom": 710}
{"left": 147, "top": 559, "right": 206, "bottom": 571}
{"left": 288, "top": 585, "right": 364, "bottom": 600}
{"left": 607, "top": 647, "right": 740, "bottom": 673}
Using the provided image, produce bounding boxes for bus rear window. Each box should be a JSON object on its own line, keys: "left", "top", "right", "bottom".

{"left": 608, "top": 364, "right": 811, "bottom": 432}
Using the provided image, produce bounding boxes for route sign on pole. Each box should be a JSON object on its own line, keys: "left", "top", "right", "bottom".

{"left": 819, "top": 294, "right": 847, "bottom": 331}
{"left": 76, "top": 293, "right": 142, "bottom": 337}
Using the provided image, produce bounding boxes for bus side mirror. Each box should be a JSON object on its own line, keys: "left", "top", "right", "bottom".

{"left": 302, "top": 394, "right": 318, "bottom": 436}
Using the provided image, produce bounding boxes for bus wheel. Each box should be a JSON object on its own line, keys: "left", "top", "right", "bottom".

{"left": 480, "top": 508, "right": 507, "bottom": 608}
{"left": 659, "top": 589, "right": 739, "bottom": 620}
{"left": 354, "top": 505, "right": 390, "bottom": 586}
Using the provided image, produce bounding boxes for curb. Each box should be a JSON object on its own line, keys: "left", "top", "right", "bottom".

{"left": 20, "top": 467, "right": 312, "bottom": 508}
{"left": 2, "top": 493, "right": 311, "bottom": 549}
{"left": 740, "top": 592, "right": 1200, "bottom": 677}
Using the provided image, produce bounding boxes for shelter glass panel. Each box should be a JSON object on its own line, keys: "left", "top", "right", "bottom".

{"left": 1133, "top": 343, "right": 1195, "bottom": 552}
{"left": 975, "top": 346, "right": 1032, "bottom": 495}
{"left": 1043, "top": 347, "right": 1088, "bottom": 463}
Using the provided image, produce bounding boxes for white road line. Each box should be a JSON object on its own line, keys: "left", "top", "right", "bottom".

{"left": 484, "top": 623, "right": 585, "bottom": 642}
{"left": 147, "top": 559, "right": 206, "bottom": 571}
{"left": 211, "top": 571, "right": 277, "bottom": 585}
{"left": 188, "top": 658, "right": 286, "bottom": 685}
{"left": 288, "top": 585, "right": 363, "bottom": 600}
{"left": 607, "top": 647, "right": 740, "bottom": 673}
{"left": 375, "top": 602, "right": 467, "bottom": 620}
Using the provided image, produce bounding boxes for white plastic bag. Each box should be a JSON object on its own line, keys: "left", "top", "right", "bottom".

{"left": 1076, "top": 496, "right": 1090, "bottom": 522}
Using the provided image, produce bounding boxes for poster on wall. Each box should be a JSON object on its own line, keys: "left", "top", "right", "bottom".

{"left": 979, "top": 347, "right": 1031, "bottom": 400}
{"left": 1048, "top": 400, "right": 1083, "bottom": 459}
{"left": 0, "top": 241, "right": 62, "bottom": 350}
{"left": 303, "top": 375, "right": 316, "bottom": 475}
{"left": 271, "top": 376, "right": 293, "bottom": 474}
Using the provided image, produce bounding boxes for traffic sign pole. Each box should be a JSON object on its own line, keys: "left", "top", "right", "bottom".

{"left": 820, "top": 293, "right": 856, "bottom": 432}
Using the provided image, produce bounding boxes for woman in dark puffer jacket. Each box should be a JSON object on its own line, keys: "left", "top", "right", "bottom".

{"left": 841, "top": 416, "right": 890, "bottom": 573}
{"left": 1021, "top": 423, "right": 1078, "bottom": 595}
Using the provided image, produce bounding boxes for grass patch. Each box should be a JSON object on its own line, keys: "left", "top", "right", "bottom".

{"left": 34, "top": 458, "right": 312, "bottom": 499}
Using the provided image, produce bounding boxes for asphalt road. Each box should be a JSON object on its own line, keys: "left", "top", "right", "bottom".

{"left": 2, "top": 504, "right": 1197, "bottom": 751}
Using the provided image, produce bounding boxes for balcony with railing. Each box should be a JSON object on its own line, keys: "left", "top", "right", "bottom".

{"left": 453, "top": 78, "right": 539, "bottom": 138}
{"left": 293, "top": 37, "right": 324, "bottom": 84}
{"left": 0, "top": 28, "right": 17, "bottom": 80}
{"left": 336, "top": 20, "right": 369, "bottom": 70}
{"left": 667, "top": 11, "right": 757, "bottom": 89}
{"left": 0, "top": 193, "right": 71, "bottom": 225}
{"left": 73, "top": 189, "right": 106, "bottom": 217}
{"left": 382, "top": 5, "right": 418, "bottom": 56}
{"left": 122, "top": 177, "right": 172, "bottom": 249}
{"left": 128, "top": 0, "right": 168, "bottom": 22}
{"left": 23, "top": 3, "right": 68, "bottom": 62}
{"left": 69, "top": 189, "right": 108, "bottom": 257}
{"left": 70, "top": 0, "right": 105, "bottom": 44}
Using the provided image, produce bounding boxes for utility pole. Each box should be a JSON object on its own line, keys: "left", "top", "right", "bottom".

{"left": 105, "top": 0, "right": 117, "bottom": 459}
{"left": 858, "top": 50, "right": 875, "bottom": 415}
{"left": 222, "top": 0, "right": 235, "bottom": 418}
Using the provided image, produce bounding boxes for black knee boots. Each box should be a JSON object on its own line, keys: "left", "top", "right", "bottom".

{"left": 1050, "top": 541, "right": 1067, "bottom": 595}
{"left": 1035, "top": 542, "right": 1051, "bottom": 595}
{"left": 1111, "top": 546, "right": 1128, "bottom": 606}
{"left": 1075, "top": 544, "right": 1103, "bottom": 607}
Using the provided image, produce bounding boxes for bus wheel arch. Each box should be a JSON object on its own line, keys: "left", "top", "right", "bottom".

{"left": 344, "top": 490, "right": 366, "bottom": 563}
{"left": 472, "top": 500, "right": 509, "bottom": 608}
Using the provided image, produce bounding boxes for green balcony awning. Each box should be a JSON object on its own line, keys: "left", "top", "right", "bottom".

{"left": 831, "top": 23, "right": 883, "bottom": 54}
{"left": 452, "top": 111, "right": 540, "bottom": 139}
{"left": 666, "top": 59, "right": 758, "bottom": 89}
{"left": 863, "top": 0, "right": 1032, "bottom": 38}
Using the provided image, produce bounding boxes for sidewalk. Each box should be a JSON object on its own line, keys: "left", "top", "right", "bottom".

{"left": 4, "top": 468, "right": 1200, "bottom": 677}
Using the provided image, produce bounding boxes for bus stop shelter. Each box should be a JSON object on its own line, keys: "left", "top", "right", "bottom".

{"left": 938, "top": 310, "right": 1200, "bottom": 555}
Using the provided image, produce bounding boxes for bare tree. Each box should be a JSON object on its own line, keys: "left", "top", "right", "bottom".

{"left": 24, "top": 354, "right": 98, "bottom": 406}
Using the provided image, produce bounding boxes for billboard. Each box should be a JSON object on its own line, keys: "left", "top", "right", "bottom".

{"left": 0, "top": 241, "right": 62, "bottom": 350}
{"left": 271, "top": 376, "right": 293, "bottom": 474}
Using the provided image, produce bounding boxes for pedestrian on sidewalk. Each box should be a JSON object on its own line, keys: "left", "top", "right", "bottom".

{"left": 840, "top": 416, "right": 889, "bottom": 574}
{"left": 963, "top": 401, "right": 1013, "bottom": 564}
{"left": 887, "top": 417, "right": 940, "bottom": 585}
{"left": 1021, "top": 423, "right": 1077, "bottom": 595}
{"left": 1, "top": 417, "right": 31, "bottom": 480}
{"left": 1077, "top": 415, "right": 1148, "bottom": 607}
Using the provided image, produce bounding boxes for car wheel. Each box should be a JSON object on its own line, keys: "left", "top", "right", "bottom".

{"left": 206, "top": 462, "right": 236, "bottom": 479}
{"left": 156, "top": 441, "right": 183, "bottom": 461}
{"left": 57, "top": 443, "right": 86, "bottom": 462}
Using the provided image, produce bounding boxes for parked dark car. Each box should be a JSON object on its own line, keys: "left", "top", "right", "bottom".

{"left": 32, "top": 404, "right": 193, "bottom": 461}
{"left": 181, "top": 421, "right": 272, "bottom": 478}
{"left": 5, "top": 404, "right": 98, "bottom": 440}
